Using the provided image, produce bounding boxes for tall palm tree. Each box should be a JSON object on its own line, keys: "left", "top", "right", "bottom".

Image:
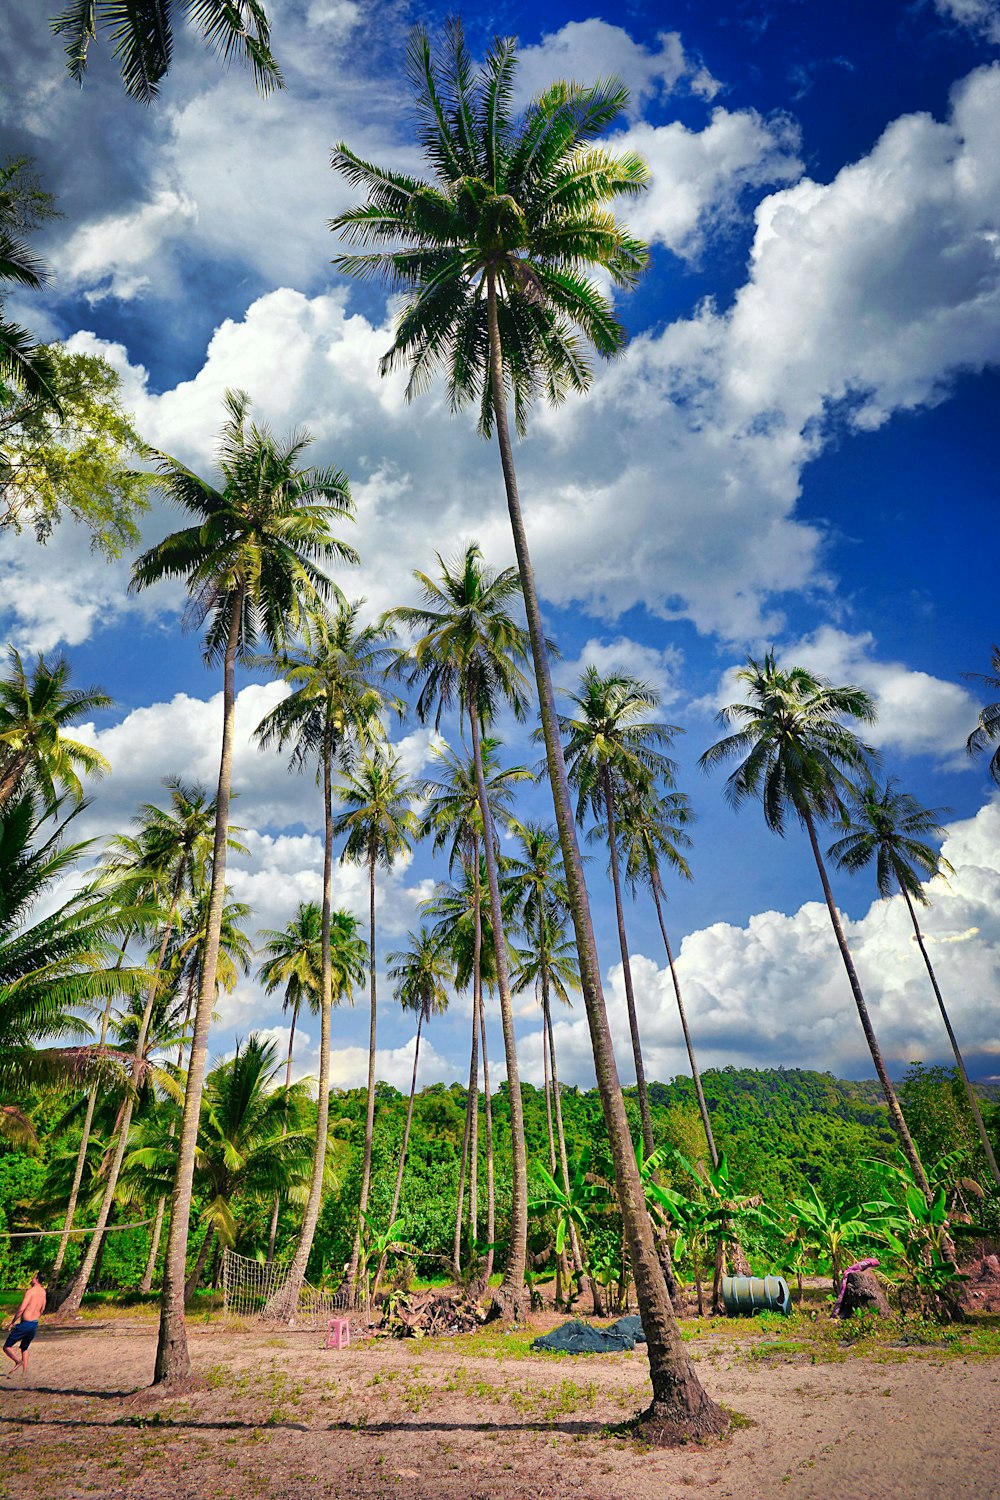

{"left": 616, "top": 787, "right": 718, "bottom": 1168}
{"left": 333, "top": 746, "right": 419, "bottom": 1301}
{"left": 830, "top": 778, "right": 1000, "bottom": 1190}
{"left": 965, "top": 645, "right": 1000, "bottom": 786}
{"left": 256, "top": 900, "right": 324, "bottom": 1262}
{"left": 386, "top": 541, "right": 534, "bottom": 1312}
{"left": 0, "top": 648, "right": 111, "bottom": 812}
{"left": 700, "top": 653, "right": 930, "bottom": 1197}
{"left": 58, "top": 786, "right": 242, "bottom": 1316}
{"left": 331, "top": 25, "right": 725, "bottom": 1435}
{"left": 373, "top": 925, "right": 451, "bottom": 1295}
{"left": 130, "top": 388, "right": 357, "bottom": 1385}
{"left": 50, "top": 0, "right": 282, "bottom": 102}
{"left": 560, "top": 668, "right": 679, "bottom": 1162}
{"left": 419, "top": 736, "right": 531, "bottom": 1279}
{"left": 0, "top": 180, "right": 59, "bottom": 406}
{"left": 254, "top": 601, "right": 395, "bottom": 1289}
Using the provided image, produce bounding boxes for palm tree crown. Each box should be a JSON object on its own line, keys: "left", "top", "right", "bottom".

{"left": 700, "top": 652, "right": 877, "bottom": 833}
{"left": 131, "top": 389, "right": 356, "bottom": 662}
{"left": 0, "top": 648, "right": 112, "bottom": 811}
{"left": 965, "top": 644, "right": 1000, "bottom": 787}
{"left": 559, "top": 667, "right": 679, "bottom": 823}
{"left": 330, "top": 21, "right": 649, "bottom": 436}
{"left": 828, "top": 779, "right": 952, "bottom": 903}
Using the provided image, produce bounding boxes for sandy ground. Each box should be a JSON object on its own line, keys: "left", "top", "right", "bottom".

{"left": 1, "top": 1315, "right": 998, "bottom": 1500}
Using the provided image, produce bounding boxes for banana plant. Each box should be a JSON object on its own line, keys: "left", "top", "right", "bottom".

{"left": 760, "top": 1183, "right": 876, "bottom": 1293}
{"left": 645, "top": 1179, "right": 713, "bottom": 1315}
{"left": 529, "top": 1148, "right": 610, "bottom": 1315}
{"left": 668, "top": 1149, "right": 761, "bottom": 1311}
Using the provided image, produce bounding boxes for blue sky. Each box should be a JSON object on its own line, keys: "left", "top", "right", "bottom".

{"left": 2, "top": 0, "right": 1000, "bottom": 1092}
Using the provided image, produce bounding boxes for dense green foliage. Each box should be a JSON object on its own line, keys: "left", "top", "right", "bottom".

{"left": 4, "top": 1062, "right": 996, "bottom": 1295}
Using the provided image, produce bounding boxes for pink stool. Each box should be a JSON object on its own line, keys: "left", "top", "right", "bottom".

{"left": 324, "top": 1316, "right": 350, "bottom": 1350}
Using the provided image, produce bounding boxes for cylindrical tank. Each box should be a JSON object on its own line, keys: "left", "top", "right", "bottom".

{"left": 721, "top": 1273, "right": 792, "bottom": 1317}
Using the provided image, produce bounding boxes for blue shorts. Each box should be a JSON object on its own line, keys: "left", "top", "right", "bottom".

{"left": 4, "top": 1320, "right": 38, "bottom": 1351}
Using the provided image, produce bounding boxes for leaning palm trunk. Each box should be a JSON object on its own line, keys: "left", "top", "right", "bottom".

{"left": 59, "top": 873, "right": 187, "bottom": 1317}
{"left": 649, "top": 876, "right": 718, "bottom": 1167}
{"left": 899, "top": 885, "right": 1000, "bottom": 1189}
{"left": 154, "top": 588, "right": 243, "bottom": 1385}
{"left": 801, "top": 806, "right": 931, "bottom": 1197}
{"left": 453, "top": 1056, "right": 472, "bottom": 1279}
{"left": 348, "top": 846, "right": 380, "bottom": 1303}
{"left": 52, "top": 984, "right": 117, "bottom": 1280}
{"left": 544, "top": 990, "right": 585, "bottom": 1300}
{"left": 602, "top": 767, "right": 654, "bottom": 1161}
{"left": 373, "top": 1008, "right": 424, "bottom": 1301}
{"left": 468, "top": 704, "right": 528, "bottom": 1313}
{"left": 485, "top": 272, "right": 726, "bottom": 1436}
{"left": 273, "top": 737, "right": 336, "bottom": 1316}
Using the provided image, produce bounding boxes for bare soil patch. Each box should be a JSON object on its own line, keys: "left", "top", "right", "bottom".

{"left": 1, "top": 1311, "right": 997, "bottom": 1499}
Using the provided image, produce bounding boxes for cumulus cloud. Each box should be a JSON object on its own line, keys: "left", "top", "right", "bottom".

{"left": 516, "top": 21, "right": 720, "bottom": 114}
{"left": 523, "top": 796, "right": 1000, "bottom": 1087}
{"left": 555, "top": 636, "right": 685, "bottom": 708}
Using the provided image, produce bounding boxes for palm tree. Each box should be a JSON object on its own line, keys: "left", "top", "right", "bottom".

{"left": 386, "top": 541, "right": 534, "bottom": 1312}
{"left": 129, "top": 388, "right": 357, "bottom": 1385}
{"left": 965, "top": 645, "right": 1000, "bottom": 786}
{"left": 333, "top": 746, "right": 419, "bottom": 1301}
{"left": 0, "top": 792, "right": 144, "bottom": 1137}
{"left": 256, "top": 901, "right": 324, "bottom": 1261}
{"left": 0, "top": 174, "right": 59, "bottom": 405}
{"left": 560, "top": 668, "right": 679, "bottom": 1162}
{"left": 50, "top": 0, "right": 282, "bottom": 102}
{"left": 330, "top": 25, "right": 725, "bottom": 1435}
{"left": 254, "top": 601, "right": 395, "bottom": 1289}
{"left": 830, "top": 778, "right": 1000, "bottom": 1190}
{"left": 0, "top": 648, "right": 111, "bottom": 811}
{"left": 700, "top": 653, "right": 931, "bottom": 1198}
{"left": 125, "top": 1036, "right": 313, "bottom": 1301}
{"left": 616, "top": 787, "right": 718, "bottom": 1168}
{"left": 419, "top": 736, "right": 531, "bottom": 1280}
{"left": 58, "top": 785, "right": 243, "bottom": 1317}
{"left": 373, "top": 925, "right": 451, "bottom": 1296}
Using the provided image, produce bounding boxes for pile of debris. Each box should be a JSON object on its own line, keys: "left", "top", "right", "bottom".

{"left": 960, "top": 1253, "right": 1000, "bottom": 1316}
{"left": 380, "top": 1288, "right": 485, "bottom": 1339}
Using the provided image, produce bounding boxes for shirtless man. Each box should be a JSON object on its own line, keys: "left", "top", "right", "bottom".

{"left": 3, "top": 1272, "right": 46, "bottom": 1376}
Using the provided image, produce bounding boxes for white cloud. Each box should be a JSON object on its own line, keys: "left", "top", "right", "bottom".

{"left": 721, "top": 64, "right": 1000, "bottom": 436}
{"left": 935, "top": 0, "right": 1000, "bottom": 44}
{"left": 524, "top": 796, "right": 1000, "bottom": 1087}
{"left": 624, "top": 108, "right": 802, "bottom": 259}
{"left": 516, "top": 21, "right": 719, "bottom": 114}
{"left": 557, "top": 636, "right": 684, "bottom": 708}
{"left": 55, "top": 190, "right": 198, "bottom": 303}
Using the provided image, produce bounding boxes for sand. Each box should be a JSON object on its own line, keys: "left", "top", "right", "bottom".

{"left": 1, "top": 1315, "right": 997, "bottom": 1499}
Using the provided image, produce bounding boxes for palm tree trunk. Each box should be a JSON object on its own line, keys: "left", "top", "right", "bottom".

{"left": 479, "top": 984, "right": 495, "bottom": 1286}
{"left": 184, "top": 1224, "right": 215, "bottom": 1305}
{"left": 373, "top": 1009, "right": 424, "bottom": 1300}
{"left": 266, "top": 1000, "right": 298, "bottom": 1267}
{"left": 348, "top": 846, "right": 379, "bottom": 1303}
{"left": 485, "top": 268, "right": 725, "bottom": 1437}
{"left": 60, "top": 867, "right": 187, "bottom": 1318}
{"left": 154, "top": 584, "right": 243, "bottom": 1385}
{"left": 602, "top": 768, "right": 655, "bottom": 1162}
{"left": 453, "top": 1065, "right": 471, "bottom": 1279}
{"left": 53, "top": 951, "right": 123, "bottom": 1280}
{"left": 142, "top": 970, "right": 196, "bottom": 1295}
{"left": 468, "top": 848, "right": 480, "bottom": 1256}
{"left": 899, "top": 885, "right": 1000, "bottom": 1189}
{"left": 468, "top": 702, "right": 527, "bottom": 1315}
{"left": 544, "top": 985, "right": 583, "bottom": 1290}
{"left": 542, "top": 989, "right": 556, "bottom": 1174}
{"left": 650, "top": 877, "right": 718, "bottom": 1169}
{"left": 801, "top": 806, "right": 931, "bottom": 1197}
{"left": 140, "top": 1193, "right": 166, "bottom": 1295}
{"left": 280, "top": 737, "right": 336, "bottom": 1313}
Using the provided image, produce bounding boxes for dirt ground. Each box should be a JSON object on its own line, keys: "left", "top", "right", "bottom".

{"left": 1, "top": 1311, "right": 998, "bottom": 1500}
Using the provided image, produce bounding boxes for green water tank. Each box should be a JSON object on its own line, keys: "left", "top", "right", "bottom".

{"left": 721, "top": 1274, "right": 792, "bottom": 1317}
